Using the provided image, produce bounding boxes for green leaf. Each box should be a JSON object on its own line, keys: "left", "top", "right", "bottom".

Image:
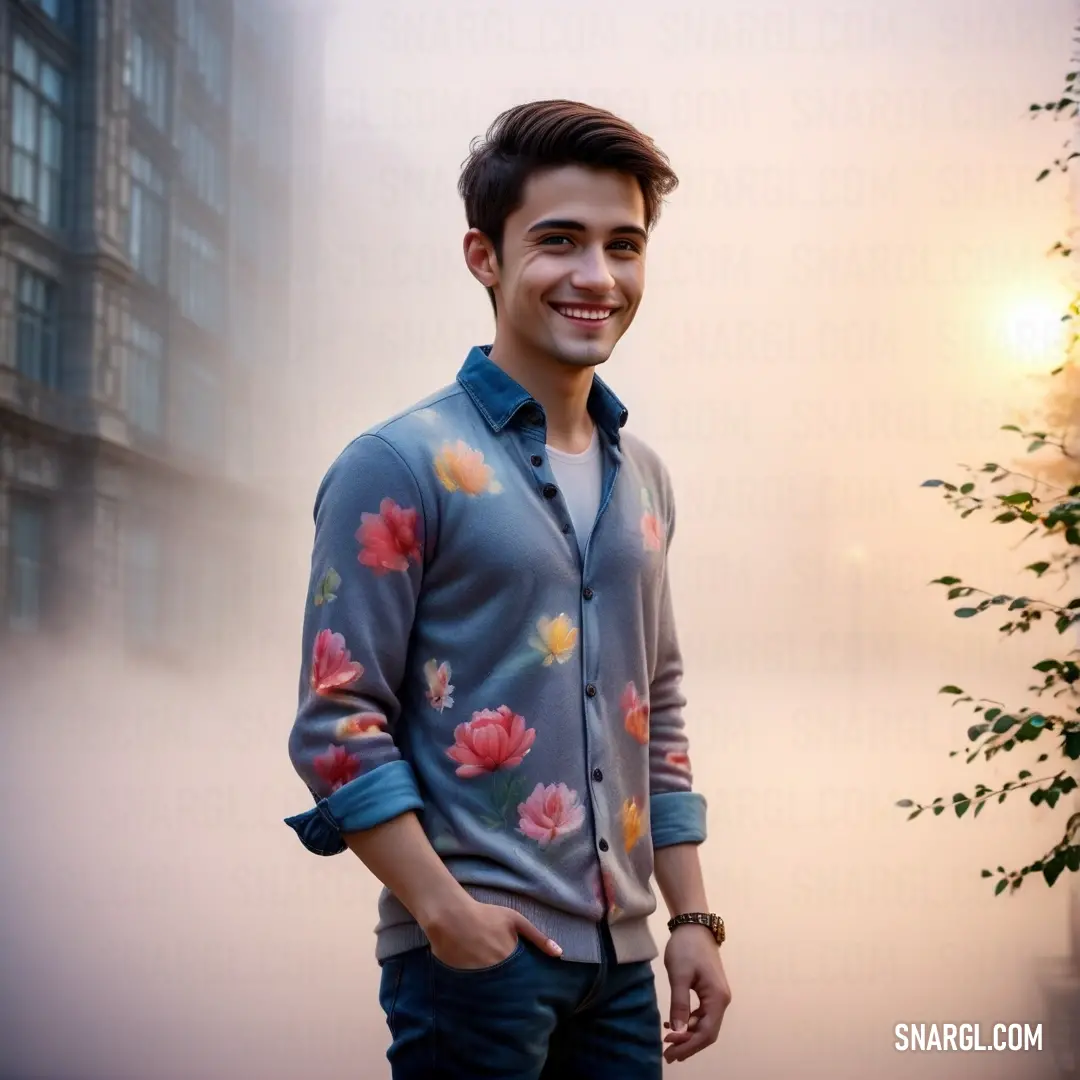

{"left": 932, "top": 805, "right": 945, "bottom": 815}
{"left": 1009, "top": 598, "right": 1031, "bottom": 610}
{"left": 1037, "top": 168, "right": 1051, "bottom": 181}
{"left": 922, "top": 479, "right": 945, "bottom": 487}
{"left": 896, "top": 799, "right": 914, "bottom": 807}
{"left": 1027, "top": 561, "right": 1051, "bottom": 575}
{"left": 955, "top": 608, "right": 980, "bottom": 618}
{"left": 1034, "top": 659, "right": 1059, "bottom": 672}
{"left": 974, "top": 800, "right": 986, "bottom": 818}
{"left": 953, "top": 794, "right": 971, "bottom": 818}
{"left": 1044, "top": 856, "right": 1065, "bottom": 887}
{"left": 907, "top": 808, "right": 922, "bottom": 820}
{"left": 960, "top": 482, "right": 975, "bottom": 494}
{"left": 995, "top": 879, "right": 1008, "bottom": 895}
{"left": 1019, "top": 770, "right": 1032, "bottom": 779}
{"left": 992, "top": 716, "right": 1016, "bottom": 734}
{"left": 981, "top": 869, "right": 993, "bottom": 877}
{"left": 934, "top": 576, "right": 962, "bottom": 585}
{"left": 1064, "top": 731, "right": 1080, "bottom": 759}
{"left": 1001, "top": 425, "right": 1022, "bottom": 432}
{"left": 940, "top": 685, "right": 964, "bottom": 694}
{"left": 984, "top": 708, "right": 1001, "bottom": 722}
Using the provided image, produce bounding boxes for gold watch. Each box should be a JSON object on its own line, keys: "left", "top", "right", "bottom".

{"left": 667, "top": 911, "right": 725, "bottom": 946}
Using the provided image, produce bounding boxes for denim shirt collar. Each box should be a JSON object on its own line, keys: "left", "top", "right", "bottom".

{"left": 456, "top": 344, "right": 629, "bottom": 443}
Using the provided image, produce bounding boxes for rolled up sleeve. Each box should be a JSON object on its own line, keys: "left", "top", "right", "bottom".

{"left": 285, "top": 434, "right": 427, "bottom": 855}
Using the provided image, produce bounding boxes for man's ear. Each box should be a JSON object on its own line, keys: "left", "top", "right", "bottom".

{"left": 463, "top": 228, "right": 499, "bottom": 288}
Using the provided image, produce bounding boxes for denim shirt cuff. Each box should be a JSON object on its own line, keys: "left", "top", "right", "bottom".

{"left": 284, "top": 759, "right": 425, "bottom": 856}
{"left": 650, "top": 791, "right": 708, "bottom": 849}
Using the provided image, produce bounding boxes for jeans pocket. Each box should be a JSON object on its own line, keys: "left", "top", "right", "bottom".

{"left": 378, "top": 955, "right": 406, "bottom": 1036}
{"left": 429, "top": 936, "right": 527, "bottom": 977}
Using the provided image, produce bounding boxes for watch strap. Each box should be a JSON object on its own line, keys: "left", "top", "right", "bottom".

{"left": 667, "top": 911, "right": 725, "bottom": 945}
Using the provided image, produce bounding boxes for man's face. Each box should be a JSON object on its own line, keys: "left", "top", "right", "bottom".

{"left": 471, "top": 165, "right": 648, "bottom": 370}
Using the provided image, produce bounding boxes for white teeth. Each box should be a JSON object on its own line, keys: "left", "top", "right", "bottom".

{"left": 556, "top": 307, "right": 612, "bottom": 321}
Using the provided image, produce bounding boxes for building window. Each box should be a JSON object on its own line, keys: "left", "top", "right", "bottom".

{"left": 129, "top": 150, "right": 166, "bottom": 285}
{"left": 126, "top": 318, "right": 165, "bottom": 436}
{"left": 10, "top": 36, "right": 64, "bottom": 229}
{"left": 176, "top": 361, "right": 222, "bottom": 459}
{"left": 27, "top": 0, "right": 70, "bottom": 24}
{"left": 179, "top": 0, "right": 225, "bottom": 104}
{"left": 125, "top": 522, "right": 161, "bottom": 642}
{"left": 180, "top": 121, "right": 225, "bottom": 213}
{"left": 8, "top": 495, "right": 48, "bottom": 633}
{"left": 172, "top": 223, "right": 224, "bottom": 331}
{"left": 16, "top": 267, "right": 60, "bottom": 389}
{"left": 127, "top": 30, "right": 169, "bottom": 131}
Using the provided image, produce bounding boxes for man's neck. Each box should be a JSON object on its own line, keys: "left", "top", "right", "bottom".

{"left": 487, "top": 338, "right": 596, "bottom": 454}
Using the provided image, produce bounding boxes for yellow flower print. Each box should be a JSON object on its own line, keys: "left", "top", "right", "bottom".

{"left": 529, "top": 614, "right": 579, "bottom": 666}
{"left": 622, "top": 796, "right": 645, "bottom": 852}
{"left": 433, "top": 440, "right": 503, "bottom": 495}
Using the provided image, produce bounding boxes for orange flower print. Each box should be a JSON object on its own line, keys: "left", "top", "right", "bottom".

{"left": 666, "top": 751, "right": 692, "bottom": 773}
{"left": 621, "top": 682, "right": 650, "bottom": 745}
{"left": 424, "top": 660, "right": 455, "bottom": 711}
{"left": 517, "top": 782, "right": 586, "bottom": 847}
{"left": 433, "top": 440, "right": 503, "bottom": 495}
{"left": 336, "top": 713, "right": 385, "bottom": 739}
{"left": 446, "top": 705, "right": 536, "bottom": 778}
{"left": 529, "top": 614, "right": 578, "bottom": 666}
{"left": 640, "top": 487, "right": 663, "bottom": 552}
{"left": 311, "top": 629, "right": 364, "bottom": 695}
{"left": 314, "top": 745, "right": 361, "bottom": 792}
{"left": 622, "top": 796, "right": 645, "bottom": 852}
{"left": 594, "top": 867, "right": 621, "bottom": 916}
{"left": 356, "top": 498, "right": 422, "bottom": 575}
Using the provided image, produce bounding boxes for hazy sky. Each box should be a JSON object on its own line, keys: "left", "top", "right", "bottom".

{"left": 3, "top": 1, "right": 1079, "bottom": 1077}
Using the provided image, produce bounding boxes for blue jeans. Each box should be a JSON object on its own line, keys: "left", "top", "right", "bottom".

{"left": 378, "top": 923, "right": 663, "bottom": 1079}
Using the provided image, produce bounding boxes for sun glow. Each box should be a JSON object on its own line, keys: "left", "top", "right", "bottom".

{"left": 1000, "top": 291, "right": 1070, "bottom": 369}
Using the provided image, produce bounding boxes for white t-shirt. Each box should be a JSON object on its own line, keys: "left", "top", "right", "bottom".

{"left": 547, "top": 428, "right": 603, "bottom": 557}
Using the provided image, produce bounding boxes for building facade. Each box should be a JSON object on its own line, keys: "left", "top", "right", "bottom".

{"left": 0, "top": 0, "right": 322, "bottom": 667}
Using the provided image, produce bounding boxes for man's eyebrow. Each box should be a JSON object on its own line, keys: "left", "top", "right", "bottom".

{"left": 525, "top": 218, "right": 648, "bottom": 242}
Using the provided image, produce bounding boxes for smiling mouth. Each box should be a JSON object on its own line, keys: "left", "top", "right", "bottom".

{"left": 551, "top": 304, "right": 616, "bottom": 324}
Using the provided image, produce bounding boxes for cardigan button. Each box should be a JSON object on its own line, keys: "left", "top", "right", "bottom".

{"left": 598, "top": 838, "right": 609, "bottom": 852}
{"left": 542, "top": 483, "right": 558, "bottom": 499}
{"left": 585, "top": 683, "right": 597, "bottom": 698}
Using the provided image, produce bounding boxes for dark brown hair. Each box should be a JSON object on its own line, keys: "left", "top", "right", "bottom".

{"left": 458, "top": 99, "right": 679, "bottom": 317}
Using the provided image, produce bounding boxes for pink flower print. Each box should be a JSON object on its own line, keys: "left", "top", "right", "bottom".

{"left": 640, "top": 486, "right": 663, "bottom": 552}
{"left": 424, "top": 660, "right": 455, "bottom": 712}
{"left": 517, "top": 782, "right": 586, "bottom": 847}
{"left": 666, "top": 751, "right": 692, "bottom": 773}
{"left": 621, "top": 682, "right": 650, "bottom": 745}
{"left": 446, "top": 706, "right": 536, "bottom": 778}
{"left": 311, "top": 629, "right": 364, "bottom": 695}
{"left": 313, "top": 745, "right": 361, "bottom": 792}
{"left": 357, "top": 498, "right": 422, "bottom": 574}
{"left": 641, "top": 512, "right": 663, "bottom": 552}
{"left": 336, "top": 713, "right": 386, "bottom": 739}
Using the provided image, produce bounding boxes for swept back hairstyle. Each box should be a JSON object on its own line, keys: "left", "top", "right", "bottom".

{"left": 457, "top": 99, "right": 679, "bottom": 318}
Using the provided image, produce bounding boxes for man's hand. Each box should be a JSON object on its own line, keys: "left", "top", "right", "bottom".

{"left": 423, "top": 894, "right": 563, "bottom": 971}
{"left": 662, "top": 924, "right": 731, "bottom": 1064}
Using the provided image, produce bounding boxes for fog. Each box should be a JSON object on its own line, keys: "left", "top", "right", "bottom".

{"left": 2, "top": 0, "right": 1079, "bottom": 1076}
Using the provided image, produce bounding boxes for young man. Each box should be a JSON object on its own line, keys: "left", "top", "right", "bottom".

{"left": 285, "top": 99, "right": 730, "bottom": 1078}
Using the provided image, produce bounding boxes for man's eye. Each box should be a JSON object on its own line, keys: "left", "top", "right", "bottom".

{"left": 610, "top": 240, "right": 639, "bottom": 252}
{"left": 540, "top": 236, "right": 571, "bottom": 245}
